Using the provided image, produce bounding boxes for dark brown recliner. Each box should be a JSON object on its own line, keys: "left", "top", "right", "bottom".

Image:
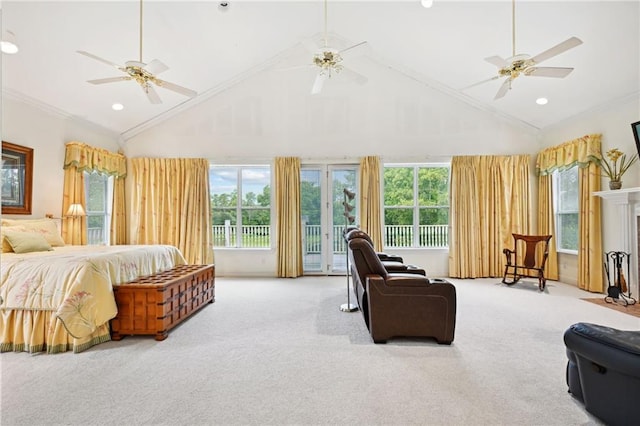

{"left": 344, "top": 229, "right": 426, "bottom": 275}
{"left": 348, "top": 234, "right": 456, "bottom": 345}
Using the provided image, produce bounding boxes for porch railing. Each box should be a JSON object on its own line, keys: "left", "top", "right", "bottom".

{"left": 212, "top": 223, "right": 448, "bottom": 250}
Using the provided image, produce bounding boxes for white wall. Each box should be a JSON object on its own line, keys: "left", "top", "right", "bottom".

{"left": 1, "top": 95, "right": 120, "bottom": 220}
{"left": 124, "top": 58, "right": 541, "bottom": 277}
{"left": 540, "top": 95, "right": 640, "bottom": 285}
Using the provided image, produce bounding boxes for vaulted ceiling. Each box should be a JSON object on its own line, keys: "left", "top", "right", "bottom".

{"left": 2, "top": 1, "right": 639, "bottom": 138}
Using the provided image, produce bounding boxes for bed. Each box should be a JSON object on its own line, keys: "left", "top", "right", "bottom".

{"left": 1, "top": 243, "right": 186, "bottom": 354}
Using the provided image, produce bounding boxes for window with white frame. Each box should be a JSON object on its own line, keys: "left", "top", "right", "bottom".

{"left": 383, "top": 164, "right": 450, "bottom": 248}
{"left": 84, "top": 171, "right": 113, "bottom": 245}
{"left": 553, "top": 166, "right": 579, "bottom": 252}
{"left": 210, "top": 165, "right": 271, "bottom": 248}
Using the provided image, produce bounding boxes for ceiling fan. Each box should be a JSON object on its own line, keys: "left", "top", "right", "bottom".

{"left": 77, "top": 0, "right": 196, "bottom": 104}
{"left": 300, "top": 0, "right": 369, "bottom": 95}
{"left": 465, "top": 0, "right": 583, "bottom": 100}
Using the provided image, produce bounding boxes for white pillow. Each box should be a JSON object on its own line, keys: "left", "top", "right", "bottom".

{"left": 1, "top": 218, "right": 66, "bottom": 246}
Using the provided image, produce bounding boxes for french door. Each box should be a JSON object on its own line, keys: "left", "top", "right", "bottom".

{"left": 301, "top": 164, "right": 357, "bottom": 274}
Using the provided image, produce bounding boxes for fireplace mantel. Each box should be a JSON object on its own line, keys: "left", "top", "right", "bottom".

{"left": 594, "top": 186, "right": 640, "bottom": 297}
{"left": 593, "top": 186, "right": 640, "bottom": 204}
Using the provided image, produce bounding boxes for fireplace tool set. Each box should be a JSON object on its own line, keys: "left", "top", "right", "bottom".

{"left": 604, "top": 251, "right": 636, "bottom": 306}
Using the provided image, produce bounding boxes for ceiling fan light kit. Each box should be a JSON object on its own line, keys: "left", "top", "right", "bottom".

{"left": 78, "top": 0, "right": 197, "bottom": 104}
{"left": 304, "top": 0, "right": 368, "bottom": 95}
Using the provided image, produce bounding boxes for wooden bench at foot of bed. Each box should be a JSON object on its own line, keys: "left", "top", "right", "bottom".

{"left": 110, "top": 264, "right": 215, "bottom": 341}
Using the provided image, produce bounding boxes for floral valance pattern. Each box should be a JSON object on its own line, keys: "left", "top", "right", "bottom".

{"left": 536, "top": 134, "right": 602, "bottom": 176}
{"left": 63, "top": 141, "right": 127, "bottom": 177}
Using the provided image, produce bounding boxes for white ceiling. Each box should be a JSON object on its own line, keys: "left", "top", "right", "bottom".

{"left": 2, "top": 0, "right": 639, "bottom": 139}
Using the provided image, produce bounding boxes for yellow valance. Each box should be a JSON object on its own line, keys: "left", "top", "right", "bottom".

{"left": 536, "top": 134, "right": 602, "bottom": 176}
{"left": 63, "top": 141, "right": 127, "bottom": 177}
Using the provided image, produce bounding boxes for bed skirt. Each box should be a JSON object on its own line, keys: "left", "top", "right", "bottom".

{"left": 0, "top": 309, "right": 111, "bottom": 354}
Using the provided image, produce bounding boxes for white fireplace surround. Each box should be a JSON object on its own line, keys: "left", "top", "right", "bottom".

{"left": 594, "top": 187, "right": 640, "bottom": 298}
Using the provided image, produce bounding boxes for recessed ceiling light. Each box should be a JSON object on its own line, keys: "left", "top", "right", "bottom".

{"left": 536, "top": 97, "right": 548, "bottom": 105}
{"left": 112, "top": 103, "right": 124, "bottom": 111}
{"left": 1, "top": 30, "right": 19, "bottom": 54}
{"left": 421, "top": 0, "right": 434, "bottom": 8}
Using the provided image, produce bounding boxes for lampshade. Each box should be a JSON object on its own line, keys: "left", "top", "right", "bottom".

{"left": 1, "top": 30, "right": 19, "bottom": 54}
{"left": 66, "top": 203, "right": 86, "bottom": 218}
{"left": 421, "top": 0, "right": 434, "bottom": 8}
{"left": 343, "top": 188, "right": 356, "bottom": 200}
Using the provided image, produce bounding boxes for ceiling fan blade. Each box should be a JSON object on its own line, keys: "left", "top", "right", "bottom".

{"left": 485, "top": 55, "right": 508, "bottom": 68}
{"left": 144, "top": 59, "right": 169, "bottom": 75}
{"left": 142, "top": 84, "right": 162, "bottom": 104}
{"left": 461, "top": 75, "right": 501, "bottom": 90}
{"left": 77, "top": 50, "right": 123, "bottom": 69}
{"left": 525, "top": 66, "right": 574, "bottom": 78}
{"left": 339, "top": 41, "right": 369, "bottom": 58}
{"left": 494, "top": 78, "right": 512, "bottom": 100}
{"left": 155, "top": 79, "right": 197, "bottom": 98}
{"left": 530, "top": 36, "right": 583, "bottom": 65}
{"left": 87, "top": 76, "right": 132, "bottom": 85}
{"left": 311, "top": 73, "right": 327, "bottom": 95}
{"left": 340, "top": 66, "right": 368, "bottom": 85}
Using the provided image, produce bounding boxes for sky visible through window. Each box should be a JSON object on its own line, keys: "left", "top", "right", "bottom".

{"left": 209, "top": 167, "right": 269, "bottom": 196}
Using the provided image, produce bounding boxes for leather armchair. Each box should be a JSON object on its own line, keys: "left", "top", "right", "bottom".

{"left": 564, "top": 322, "right": 640, "bottom": 426}
{"left": 344, "top": 229, "right": 425, "bottom": 275}
{"left": 348, "top": 234, "right": 456, "bottom": 345}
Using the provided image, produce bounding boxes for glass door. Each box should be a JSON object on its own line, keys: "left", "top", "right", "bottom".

{"left": 301, "top": 165, "right": 357, "bottom": 274}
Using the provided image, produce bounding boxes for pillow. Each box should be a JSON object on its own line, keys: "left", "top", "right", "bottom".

{"left": 2, "top": 230, "right": 53, "bottom": 254}
{"left": 1, "top": 218, "right": 65, "bottom": 247}
{"left": 1, "top": 225, "right": 27, "bottom": 253}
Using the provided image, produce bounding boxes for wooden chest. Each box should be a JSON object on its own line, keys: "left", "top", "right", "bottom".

{"left": 110, "top": 264, "right": 215, "bottom": 341}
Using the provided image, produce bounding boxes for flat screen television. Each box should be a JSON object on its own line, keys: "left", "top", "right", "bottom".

{"left": 632, "top": 120, "right": 640, "bottom": 158}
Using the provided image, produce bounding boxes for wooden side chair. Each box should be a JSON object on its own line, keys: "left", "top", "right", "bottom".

{"left": 502, "top": 233, "right": 552, "bottom": 291}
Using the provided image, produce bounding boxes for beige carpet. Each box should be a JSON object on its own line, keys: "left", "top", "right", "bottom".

{"left": 5, "top": 277, "right": 637, "bottom": 425}
{"left": 581, "top": 297, "right": 640, "bottom": 318}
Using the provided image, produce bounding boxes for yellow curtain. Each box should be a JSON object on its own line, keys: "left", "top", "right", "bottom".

{"left": 359, "top": 156, "right": 383, "bottom": 251}
{"left": 275, "top": 157, "right": 303, "bottom": 278}
{"left": 130, "top": 158, "right": 213, "bottom": 265}
{"left": 61, "top": 168, "right": 86, "bottom": 245}
{"left": 536, "top": 134, "right": 603, "bottom": 292}
{"left": 578, "top": 162, "right": 604, "bottom": 292}
{"left": 62, "top": 141, "right": 127, "bottom": 245}
{"left": 537, "top": 174, "right": 559, "bottom": 280}
{"left": 449, "top": 155, "right": 531, "bottom": 278}
{"left": 110, "top": 176, "right": 127, "bottom": 245}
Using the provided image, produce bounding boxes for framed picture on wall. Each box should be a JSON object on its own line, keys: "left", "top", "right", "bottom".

{"left": 631, "top": 120, "right": 640, "bottom": 159}
{"left": 2, "top": 141, "right": 33, "bottom": 215}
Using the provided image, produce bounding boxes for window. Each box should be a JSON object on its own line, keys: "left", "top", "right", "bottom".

{"left": 383, "top": 164, "right": 450, "bottom": 248}
{"left": 210, "top": 165, "right": 271, "bottom": 248}
{"left": 84, "top": 171, "right": 113, "bottom": 245}
{"left": 553, "top": 166, "right": 579, "bottom": 252}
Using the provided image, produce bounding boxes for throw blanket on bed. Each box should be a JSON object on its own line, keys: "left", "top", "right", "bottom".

{"left": 0, "top": 245, "right": 186, "bottom": 339}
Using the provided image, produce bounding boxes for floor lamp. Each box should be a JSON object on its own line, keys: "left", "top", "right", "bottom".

{"left": 340, "top": 187, "right": 358, "bottom": 312}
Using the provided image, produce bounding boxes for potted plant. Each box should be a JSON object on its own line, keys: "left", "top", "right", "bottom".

{"left": 596, "top": 148, "right": 639, "bottom": 190}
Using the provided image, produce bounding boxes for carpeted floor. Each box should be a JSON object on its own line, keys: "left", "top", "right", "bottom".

{"left": 581, "top": 297, "right": 640, "bottom": 318}
{"left": 3, "top": 276, "right": 638, "bottom": 425}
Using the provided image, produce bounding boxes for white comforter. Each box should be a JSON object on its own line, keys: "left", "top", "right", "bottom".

{"left": 0, "top": 245, "right": 186, "bottom": 338}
